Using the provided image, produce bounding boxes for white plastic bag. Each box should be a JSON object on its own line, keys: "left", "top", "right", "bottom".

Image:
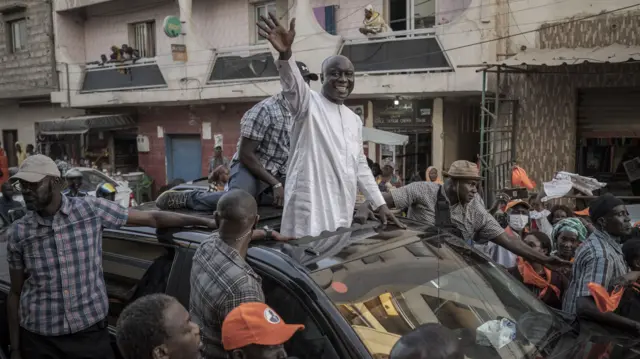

{"left": 476, "top": 318, "right": 517, "bottom": 349}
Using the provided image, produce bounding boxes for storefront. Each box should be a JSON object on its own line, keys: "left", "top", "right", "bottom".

{"left": 373, "top": 99, "right": 433, "bottom": 182}
{"left": 36, "top": 114, "right": 139, "bottom": 174}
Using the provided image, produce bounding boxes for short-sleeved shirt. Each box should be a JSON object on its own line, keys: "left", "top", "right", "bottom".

{"left": 562, "top": 230, "right": 629, "bottom": 315}
{"left": 229, "top": 93, "right": 292, "bottom": 177}
{"left": 390, "top": 181, "right": 504, "bottom": 244}
{"left": 190, "top": 233, "right": 265, "bottom": 359}
{"left": 6, "top": 196, "right": 128, "bottom": 335}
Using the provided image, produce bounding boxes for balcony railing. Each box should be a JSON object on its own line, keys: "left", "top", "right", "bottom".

{"left": 80, "top": 58, "right": 167, "bottom": 93}
{"left": 208, "top": 44, "right": 279, "bottom": 84}
{"left": 340, "top": 28, "right": 453, "bottom": 74}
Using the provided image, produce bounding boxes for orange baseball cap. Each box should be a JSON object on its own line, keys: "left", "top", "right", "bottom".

{"left": 505, "top": 199, "right": 531, "bottom": 212}
{"left": 222, "top": 303, "right": 305, "bottom": 351}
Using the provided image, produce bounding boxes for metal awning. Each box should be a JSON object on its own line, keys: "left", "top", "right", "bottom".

{"left": 499, "top": 44, "right": 640, "bottom": 67}
{"left": 37, "top": 114, "right": 136, "bottom": 135}
{"left": 362, "top": 127, "right": 409, "bottom": 146}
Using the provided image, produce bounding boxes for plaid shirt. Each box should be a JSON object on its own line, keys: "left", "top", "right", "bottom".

{"left": 190, "top": 233, "right": 264, "bottom": 359}
{"left": 390, "top": 182, "right": 504, "bottom": 243}
{"left": 230, "top": 93, "right": 291, "bottom": 177}
{"left": 562, "top": 229, "right": 629, "bottom": 314}
{"left": 6, "top": 196, "right": 128, "bottom": 336}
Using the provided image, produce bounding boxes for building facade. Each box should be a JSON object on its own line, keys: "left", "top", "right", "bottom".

{"left": 50, "top": 0, "right": 502, "bottom": 191}
{"left": 0, "top": 0, "right": 83, "bottom": 166}
{"left": 479, "top": 0, "right": 640, "bottom": 199}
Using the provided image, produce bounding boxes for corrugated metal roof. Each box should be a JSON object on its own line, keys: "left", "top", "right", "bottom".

{"left": 500, "top": 44, "right": 640, "bottom": 67}
{"left": 36, "top": 114, "right": 136, "bottom": 135}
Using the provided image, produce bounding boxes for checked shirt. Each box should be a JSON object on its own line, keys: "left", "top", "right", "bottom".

{"left": 6, "top": 196, "right": 128, "bottom": 336}
{"left": 190, "top": 233, "right": 264, "bottom": 359}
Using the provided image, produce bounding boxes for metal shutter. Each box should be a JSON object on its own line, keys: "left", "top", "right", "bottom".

{"left": 577, "top": 88, "right": 640, "bottom": 138}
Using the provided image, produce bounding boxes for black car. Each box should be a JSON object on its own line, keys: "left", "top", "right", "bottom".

{"left": 0, "top": 208, "right": 639, "bottom": 359}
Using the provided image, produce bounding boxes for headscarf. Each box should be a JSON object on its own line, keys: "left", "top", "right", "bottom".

{"left": 551, "top": 217, "right": 587, "bottom": 242}
{"left": 425, "top": 166, "right": 442, "bottom": 184}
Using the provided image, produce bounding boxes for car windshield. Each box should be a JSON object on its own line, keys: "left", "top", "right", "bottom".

{"left": 304, "top": 226, "right": 564, "bottom": 359}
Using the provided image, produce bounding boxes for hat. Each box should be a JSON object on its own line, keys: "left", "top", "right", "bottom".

{"left": 443, "top": 160, "right": 482, "bottom": 180}
{"left": 296, "top": 62, "right": 319, "bottom": 81}
{"left": 505, "top": 199, "right": 531, "bottom": 212}
{"left": 222, "top": 303, "right": 305, "bottom": 350}
{"left": 589, "top": 193, "right": 625, "bottom": 223}
{"left": 11, "top": 154, "right": 61, "bottom": 182}
{"left": 365, "top": 4, "right": 374, "bottom": 11}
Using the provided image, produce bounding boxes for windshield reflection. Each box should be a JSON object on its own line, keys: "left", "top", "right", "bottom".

{"left": 307, "top": 231, "right": 561, "bottom": 359}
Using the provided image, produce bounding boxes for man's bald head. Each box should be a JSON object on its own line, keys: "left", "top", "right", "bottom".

{"left": 216, "top": 189, "right": 258, "bottom": 222}
{"left": 321, "top": 55, "right": 355, "bottom": 104}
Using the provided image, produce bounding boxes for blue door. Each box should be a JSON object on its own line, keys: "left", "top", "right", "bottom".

{"left": 166, "top": 135, "right": 202, "bottom": 182}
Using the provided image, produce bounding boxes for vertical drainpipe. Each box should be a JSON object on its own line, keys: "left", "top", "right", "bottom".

{"left": 65, "top": 62, "right": 70, "bottom": 107}
{"left": 47, "top": 0, "right": 59, "bottom": 91}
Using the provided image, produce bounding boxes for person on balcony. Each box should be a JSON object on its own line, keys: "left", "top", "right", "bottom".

{"left": 258, "top": 13, "right": 402, "bottom": 237}
{"left": 155, "top": 62, "right": 318, "bottom": 212}
{"left": 359, "top": 4, "right": 389, "bottom": 37}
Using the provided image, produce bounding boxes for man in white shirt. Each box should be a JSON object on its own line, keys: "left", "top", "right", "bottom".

{"left": 258, "top": 13, "right": 403, "bottom": 237}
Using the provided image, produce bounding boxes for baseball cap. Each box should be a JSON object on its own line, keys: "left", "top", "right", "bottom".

{"left": 222, "top": 303, "right": 305, "bottom": 351}
{"left": 505, "top": 199, "right": 531, "bottom": 212}
{"left": 296, "top": 62, "right": 319, "bottom": 81}
{"left": 11, "top": 154, "right": 61, "bottom": 182}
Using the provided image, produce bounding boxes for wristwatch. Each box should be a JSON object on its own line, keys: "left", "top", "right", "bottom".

{"left": 273, "top": 183, "right": 283, "bottom": 189}
{"left": 263, "top": 226, "right": 273, "bottom": 239}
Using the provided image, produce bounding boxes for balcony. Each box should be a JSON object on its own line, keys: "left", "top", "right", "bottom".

{"left": 208, "top": 44, "right": 279, "bottom": 84}
{"left": 80, "top": 58, "right": 167, "bottom": 93}
{"left": 54, "top": 0, "right": 113, "bottom": 12}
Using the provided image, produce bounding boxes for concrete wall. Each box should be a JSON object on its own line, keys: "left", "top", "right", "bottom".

{"left": 0, "top": 100, "right": 84, "bottom": 145}
{"left": 0, "top": 0, "right": 56, "bottom": 99}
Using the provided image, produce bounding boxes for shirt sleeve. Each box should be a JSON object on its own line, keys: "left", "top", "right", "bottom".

{"left": 6, "top": 225, "right": 23, "bottom": 270}
{"left": 239, "top": 103, "right": 270, "bottom": 142}
{"left": 390, "top": 182, "right": 432, "bottom": 209}
{"left": 574, "top": 249, "right": 611, "bottom": 298}
{"left": 472, "top": 198, "right": 506, "bottom": 243}
{"left": 277, "top": 56, "right": 310, "bottom": 119}
{"left": 87, "top": 197, "right": 129, "bottom": 229}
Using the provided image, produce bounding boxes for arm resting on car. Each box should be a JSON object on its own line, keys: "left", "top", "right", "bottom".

{"left": 576, "top": 296, "right": 640, "bottom": 332}
{"left": 127, "top": 209, "right": 216, "bottom": 229}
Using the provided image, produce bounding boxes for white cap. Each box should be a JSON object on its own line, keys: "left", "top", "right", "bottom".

{"left": 365, "top": 4, "right": 373, "bottom": 11}
{"left": 11, "top": 154, "right": 61, "bottom": 182}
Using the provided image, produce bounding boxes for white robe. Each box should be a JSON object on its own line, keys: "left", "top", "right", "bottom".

{"left": 278, "top": 57, "right": 385, "bottom": 238}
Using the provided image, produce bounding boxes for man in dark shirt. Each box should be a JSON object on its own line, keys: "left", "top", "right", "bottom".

{"left": 0, "top": 182, "right": 22, "bottom": 223}
{"left": 62, "top": 168, "right": 88, "bottom": 197}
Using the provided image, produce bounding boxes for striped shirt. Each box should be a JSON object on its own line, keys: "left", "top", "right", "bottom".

{"left": 230, "top": 93, "right": 292, "bottom": 177}
{"left": 390, "top": 181, "right": 504, "bottom": 244}
{"left": 190, "top": 233, "right": 264, "bottom": 359}
{"left": 562, "top": 229, "right": 629, "bottom": 315}
{"left": 6, "top": 196, "right": 128, "bottom": 335}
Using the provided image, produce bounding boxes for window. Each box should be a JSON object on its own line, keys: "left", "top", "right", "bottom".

{"left": 79, "top": 169, "right": 118, "bottom": 192}
{"left": 8, "top": 18, "right": 27, "bottom": 53}
{"left": 254, "top": 2, "right": 276, "bottom": 43}
{"left": 130, "top": 21, "right": 156, "bottom": 57}
{"left": 102, "top": 237, "right": 175, "bottom": 325}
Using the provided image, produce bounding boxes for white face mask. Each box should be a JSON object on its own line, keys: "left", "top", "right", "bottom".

{"left": 509, "top": 214, "right": 528, "bottom": 231}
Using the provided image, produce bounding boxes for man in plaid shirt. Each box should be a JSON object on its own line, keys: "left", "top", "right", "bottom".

{"left": 156, "top": 62, "right": 318, "bottom": 212}
{"left": 7, "top": 155, "right": 218, "bottom": 359}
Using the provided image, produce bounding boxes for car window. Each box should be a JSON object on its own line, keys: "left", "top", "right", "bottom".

{"left": 102, "top": 236, "right": 175, "bottom": 326}
{"left": 309, "top": 235, "right": 561, "bottom": 359}
{"left": 261, "top": 276, "right": 340, "bottom": 359}
{"left": 80, "top": 170, "right": 117, "bottom": 192}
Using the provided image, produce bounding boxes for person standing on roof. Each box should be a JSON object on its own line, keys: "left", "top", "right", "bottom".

{"left": 258, "top": 13, "right": 402, "bottom": 237}
{"left": 6, "top": 155, "right": 223, "bottom": 359}
{"left": 156, "top": 62, "right": 319, "bottom": 212}
{"left": 190, "top": 189, "right": 291, "bottom": 359}
{"left": 62, "top": 168, "right": 88, "bottom": 197}
{"left": 358, "top": 160, "right": 569, "bottom": 269}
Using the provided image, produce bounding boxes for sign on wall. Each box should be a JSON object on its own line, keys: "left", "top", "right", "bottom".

{"left": 171, "top": 44, "right": 188, "bottom": 62}
{"left": 163, "top": 16, "right": 182, "bottom": 38}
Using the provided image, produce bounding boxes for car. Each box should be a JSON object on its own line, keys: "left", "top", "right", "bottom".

{"left": 0, "top": 212, "right": 638, "bottom": 359}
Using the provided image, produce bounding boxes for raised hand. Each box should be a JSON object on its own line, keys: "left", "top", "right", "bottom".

{"left": 257, "top": 12, "right": 296, "bottom": 55}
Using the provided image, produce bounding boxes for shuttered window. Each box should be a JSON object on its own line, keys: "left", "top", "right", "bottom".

{"left": 132, "top": 21, "right": 156, "bottom": 58}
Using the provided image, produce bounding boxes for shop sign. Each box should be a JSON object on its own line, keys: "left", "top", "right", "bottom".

{"left": 171, "top": 44, "right": 188, "bottom": 62}
{"left": 373, "top": 99, "right": 433, "bottom": 128}
{"left": 163, "top": 16, "right": 182, "bottom": 38}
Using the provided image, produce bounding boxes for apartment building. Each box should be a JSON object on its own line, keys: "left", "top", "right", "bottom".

{"left": 475, "top": 0, "right": 640, "bottom": 198}
{"left": 0, "top": 0, "right": 82, "bottom": 166}
{"left": 49, "top": 0, "right": 500, "bottom": 190}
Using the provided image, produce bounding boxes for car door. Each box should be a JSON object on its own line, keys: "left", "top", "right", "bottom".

{"left": 101, "top": 233, "right": 182, "bottom": 358}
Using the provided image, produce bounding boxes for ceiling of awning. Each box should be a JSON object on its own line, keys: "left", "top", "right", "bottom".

{"left": 499, "top": 44, "right": 640, "bottom": 67}
{"left": 363, "top": 127, "right": 409, "bottom": 146}
{"left": 36, "top": 114, "right": 136, "bottom": 135}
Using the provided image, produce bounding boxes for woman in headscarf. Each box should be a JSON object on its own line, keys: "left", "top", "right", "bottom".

{"left": 508, "top": 231, "right": 568, "bottom": 309}
{"left": 358, "top": 4, "right": 389, "bottom": 37}
{"left": 425, "top": 166, "right": 443, "bottom": 184}
{"left": 15, "top": 142, "right": 26, "bottom": 166}
{"left": 551, "top": 217, "right": 588, "bottom": 262}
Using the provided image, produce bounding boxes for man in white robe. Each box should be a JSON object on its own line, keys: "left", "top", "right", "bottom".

{"left": 258, "top": 13, "right": 403, "bottom": 238}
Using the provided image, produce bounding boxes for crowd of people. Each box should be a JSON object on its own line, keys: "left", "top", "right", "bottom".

{"left": 4, "top": 10, "right": 640, "bottom": 359}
